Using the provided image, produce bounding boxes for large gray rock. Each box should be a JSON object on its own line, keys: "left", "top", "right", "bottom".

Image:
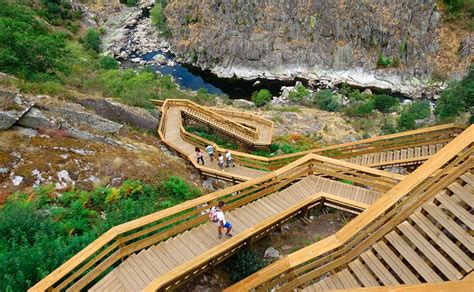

{"left": 264, "top": 247, "right": 280, "bottom": 259}
{"left": 233, "top": 99, "right": 255, "bottom": 108}
{"left": 17, "top": 107, "right": 56, "bottom": 129}
{"left": 77, "top": 98, "right": 160, "bottom": 132}
{"left": 48, "top": 107, "right": 122, "bottom": 134}
{"left": 0, "top": 91, "right": 34, "bottom": 130}
{"left": 163, "top": 0, "right": 466, "bottom": 97}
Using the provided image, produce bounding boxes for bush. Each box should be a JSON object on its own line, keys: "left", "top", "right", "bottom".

{"left": 377, "top": 52, "right": 392, "bottom": 68}
{"left": 288, "top": 84, "right": 310, "bottom": 102}
{"left": 435, "top": 65, "right": 473, "bottom": 122}
{"left": 380, "top": 119, "right": 397, "bottom": 135}
{"left": 313, "top": 89, "right": 340, "bottom": 112}
{"left": 83, "top": 29, "right": 101, "bottom": 53}
{"left": 398, "top": 110, "right": 417, "bottom": 131}
{"left": 345, "top": 100, "right": 374, "bottom": 117}
{"left": 99, "top": 56, "right": 119, "bottom": 70}
{"left": 409, "top": 100, "right": 431, "bottom": 119}
{"left": 164, "top": 176, "right": 200, "bottom": 201}
{"left": 227, "top": 249, "right": 264, "bottom": 283}
{"left": 373, "top": 94, "right": 399, "bottom": 113}
{"left": 150, "top": 2, "right": 170, "bottom": 35}
{"left": 0, "top": 3, "right": 67, "bottom": 78}
{"left": 251, "top": 89, "right": 272, "bottom": 107}
{"left": 0, "top": 178, "right": 198, "bottom": 290}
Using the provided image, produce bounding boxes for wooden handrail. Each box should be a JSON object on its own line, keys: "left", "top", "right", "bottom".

{"left": 329, "top": 274, "right": 474, "bottom": 291}
{"left": 30, "top": 148, "right": 404, "bottom": 291}
{"left": 226, "top": 125, "right": 474, "bottom": 291}
{"left": 165, "top": 99, "right": 262, "bottom": 143}
{"left": 143, "top": 192, "right": 370, "bottom": 291}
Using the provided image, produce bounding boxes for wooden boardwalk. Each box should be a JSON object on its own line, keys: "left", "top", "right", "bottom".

{"left": 157, "top": 99, "right": 464, "bottom": 182}
{"left": 303, "top": 172, "right": 473, "bottom": 291}
{"left": 226, "top": 125, "right": 474, "bottom": 292}
{"left": 91, "top": 175, "right": 381, "bottom": 291}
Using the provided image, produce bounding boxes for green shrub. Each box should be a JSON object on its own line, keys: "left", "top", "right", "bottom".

{"left": 99, "top": 56, "right": 119, "bottom": 70}
{"left": 380, "top": 119, "right": 397, "bottom": 135}
{"left": 435, "top": 65, "right": 473, "bottom": 122}
{"left": 398, "top": 110, "right": 417, "bottom": 131}
{"left": 345, "top": 100, "right": 374, "bottom": 117}
{"left": 409, "top": 100, "right": 431, "bottom": 119}
{"left": 251, "top": 89, "right": 272, "bottom": 107}
{"left": 150, "top": 2, "right": 170, "bottom": 35}
{"left": 313, "top": 89, "right": 340, "bottom": 112}
{"left": 227, "top": 249, "right": 264, "bottom": 283}
{"left": 164, "top": 176, "right": 200, "bottom": 201}
{"left": 288, "top": 84, "right": 310, "bottom": 102}
{"left": 185, "top": 126, "right": 238, "bottom": 149}
{"left": 0, "top": 177, "right": 197, "bottom": 291}
{"left": 0, "top": 3, "right": 67, "bottom": 78}
{"left": 373, "top": 94, "right": 399, "bottom": 113}
{"left": 83, "top": 29, "right": 101, "bottom": 53}
{"left": 377, "top": 52, "right": 392, "bottom": 68}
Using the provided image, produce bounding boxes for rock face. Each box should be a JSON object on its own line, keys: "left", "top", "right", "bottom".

{"left": 164, "top": 0, "right": 470, "bottom": 97}
{"left": 0, "top": 91, "right": 35, "bottom": 130}
{"left": 77, "top": 98, "right": 160, "bottom": 132}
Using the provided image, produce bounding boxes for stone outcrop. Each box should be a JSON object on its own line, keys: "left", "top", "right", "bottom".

{"left": 77, "top": 98, "right": 160, "bottom": 132}
{"left": 163, "top": 0, "right": 471, "bottom": 97}
{"left": 0, "top": 91, "right": 35, "bottom": 130}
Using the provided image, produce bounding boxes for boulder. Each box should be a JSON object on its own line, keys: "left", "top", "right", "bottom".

{"left": 0, "top": 91, "right": 34, "bottom": 130}
{"left": 46, "top": 106, "right": 123, "bottom": 134}
{"left": 264, "top": 247, "right": 280, "bottom": 259}
{"left": 77, "top": 98, "right": 160, "bottom": 132}
{"left": 17, "top": 107, "right": 57, "bottom": 129}
{"left": 233, "top": 99, "right": 255, "bottom": 108}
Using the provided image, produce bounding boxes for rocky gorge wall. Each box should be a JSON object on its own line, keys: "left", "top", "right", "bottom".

{"left": 164, "top": 0, "right": 472, "bottom": 97}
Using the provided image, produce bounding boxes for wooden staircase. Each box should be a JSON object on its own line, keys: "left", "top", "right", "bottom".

{"left": 225, "top": 125, "right": 474, "bottom": 292}
{"left": 91, "top": 175, "right": 381, "bottom": 291}
{"left": 157, "top": 99, "right": 464, "bottom": 181}
{"left": 303, "top": 172, "right": 473, "bottom": 291}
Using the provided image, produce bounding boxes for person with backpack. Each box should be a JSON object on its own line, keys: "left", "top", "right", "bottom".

{"left": 195, "top": 146, "right": 205, "bottom": 165}
{"left": 206, "top": 144, "right": 215, "bottom": 162}
{"left": 209, "top": 201, "right": 232, "bottom": 239}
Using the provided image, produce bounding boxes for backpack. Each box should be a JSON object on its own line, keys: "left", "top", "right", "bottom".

{"left": 209, "top": 207, "right": 219, "bottom": 223}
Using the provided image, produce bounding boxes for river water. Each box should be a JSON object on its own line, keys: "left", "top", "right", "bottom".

{"left": 141, "top": 51, "right": 306, "bottom": 99}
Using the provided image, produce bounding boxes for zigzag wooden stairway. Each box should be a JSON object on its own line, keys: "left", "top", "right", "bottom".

{"left": 227, "top": 125, "right": 474, "bottom": 292}
{"left": 29, "top": 152, "right": 403, "bottom": 291}
{"left": 156, "top": 99, "right": 465, "bottom": 182}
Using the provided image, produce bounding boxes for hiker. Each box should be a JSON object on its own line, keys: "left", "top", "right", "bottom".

{"left": 225, "top": 150, "right": 234, "bottom": 167}
{"left": 217, "top": 153, "right": 225, "bottom": 170}
{"left": 213, "top": 201, "right": 232, "bottom": 239}
{"left": 195, "top": 147, "right": 205, "bottom": 165}
{"left": 206, "top": 144, "right": 215, "bottom": 162}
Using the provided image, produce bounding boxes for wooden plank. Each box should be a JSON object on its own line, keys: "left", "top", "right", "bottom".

{"left": 337, "top": 269, "right": 361, "bottom": 288}
{"left": 372, "top": 241, "right": 421, "bottom": 284}
{"left": 385, "top": 231, "right": 442, "bottom": 283}
{"left": 448, "top": 182, "right": 474, "bottom": 208}
{"left": 397, "top": 221, "right": 462, "bottom": 280}
{"left": 360, "top": 250, "right": 399, "bottom": 285}
{"left": 461, "top": 172, "right": 474, "bottom": 186}
{"left": 422, "top": 203, "right": 474, "bottom": 252}
{"left": 348, "top": 259, "right": 379, "bottom": 287}
{"left": 410, "top": 212, "right": 472, "bottom": 272}
{"left": 436, "top": 192, "right": 474, "bottom": 230}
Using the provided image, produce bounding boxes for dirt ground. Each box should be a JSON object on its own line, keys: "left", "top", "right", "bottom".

{"left": 182, "top": 208, "right": 355, "bottom": 291}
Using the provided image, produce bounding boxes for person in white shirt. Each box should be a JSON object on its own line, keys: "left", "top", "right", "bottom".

{"left": 225, "top": 150, "right": 234, "bottom": 167}
{"left": 215, "top": 201, "right": 232, "bottom": 239}
{"left": 217, "top": 153, "right": 225, "bottom": 170}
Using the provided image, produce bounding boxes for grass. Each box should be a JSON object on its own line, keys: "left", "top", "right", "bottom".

{"left": 185, "top": 125, "right": 238, "bottom": 150}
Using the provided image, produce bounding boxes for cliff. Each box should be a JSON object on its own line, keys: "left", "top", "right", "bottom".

{"left": 164, "top": 0, "right": 472, "bottom": 97}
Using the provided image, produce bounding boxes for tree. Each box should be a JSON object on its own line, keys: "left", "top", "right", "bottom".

{"left": 251, "top": 89, "right": 272, "bottom": 107}
{"left": 83, "top": 29, "right": 101, "bottom": 53}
